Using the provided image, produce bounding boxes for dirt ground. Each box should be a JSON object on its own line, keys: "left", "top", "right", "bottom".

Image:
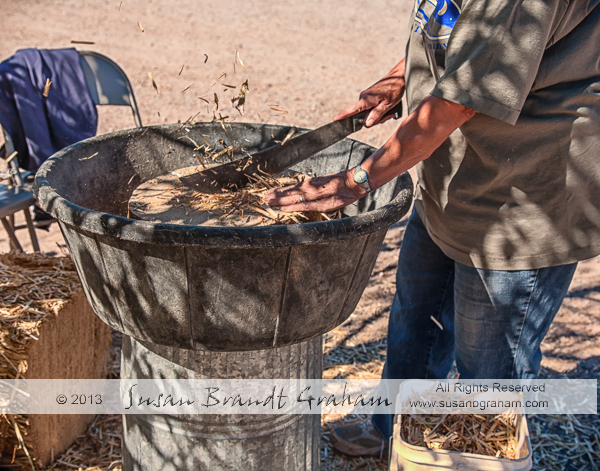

{"left": 1, "top": 1, "right": 598, "bottom": 470}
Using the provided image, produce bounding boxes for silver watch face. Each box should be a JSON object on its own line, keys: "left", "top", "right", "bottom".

{"left": 354, "top": 168, "right": 368, "bottom": 184}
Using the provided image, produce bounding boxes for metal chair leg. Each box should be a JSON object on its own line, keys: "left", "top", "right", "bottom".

{"left": 1, "top": 216, "right": 23, "bottom": 252}
{"left": 23, "top": 207, "right": 40, "bottom": 252}
{"left": 3, "top": 216, "right": 19, "bottom": 252}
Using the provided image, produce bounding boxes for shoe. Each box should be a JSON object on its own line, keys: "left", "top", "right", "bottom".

{"left": 330, "top": 419, "right": 389, "bottom": 458}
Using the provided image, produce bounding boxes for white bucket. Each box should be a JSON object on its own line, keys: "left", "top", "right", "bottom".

{"left": 389, "top": 414, "right": 532, "bottom": 471}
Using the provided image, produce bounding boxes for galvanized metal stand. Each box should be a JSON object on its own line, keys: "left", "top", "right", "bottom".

{"left": 121, "top": 336, "right": 322, "bottom": 471}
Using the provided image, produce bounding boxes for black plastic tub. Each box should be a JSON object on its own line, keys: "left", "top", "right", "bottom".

{"left": 35, "top": 123, "right": 413, "bottom": 351}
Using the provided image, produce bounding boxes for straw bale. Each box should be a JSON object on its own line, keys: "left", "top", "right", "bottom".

{"left": 0, "top": 253, "right": 112, "bottom": 470}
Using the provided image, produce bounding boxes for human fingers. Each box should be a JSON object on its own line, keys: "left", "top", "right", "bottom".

{"left": 265, "top": 172, "right": 363, "bottom": 213}
{"left": 264, "top": 180, "right": 321, "bottom": 207}
{"left": 273, "top": 187, "right": 359, "bottom": 212}
{"left": 365, "top": 101, "right": 398, "bottom": 127}
{"left": 264, "top": 174, "right": 342, "bottom": 204}
{"left": 276, "top": 196, "right": 348, "bottom": 213}
{"left": 263, "top": 182, "right": 304, "bottom": 202}
{"left": 334, "top": 100, "right": 370, "bottom": 121}
{"left": 264, "top": 192, "right": 308, "bottom": 207}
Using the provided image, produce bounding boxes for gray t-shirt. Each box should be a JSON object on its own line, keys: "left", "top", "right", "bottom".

{"left": 406, "top": 0, "right": 600, "bottom": 269}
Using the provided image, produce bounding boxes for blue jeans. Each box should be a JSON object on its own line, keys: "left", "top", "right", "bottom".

{"left": 372, "top": 208, "right": 577, "bottom": 440}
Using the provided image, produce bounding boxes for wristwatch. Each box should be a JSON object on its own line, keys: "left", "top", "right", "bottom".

{"left": 353, "top": 165, "right": 372, "bottom": 193}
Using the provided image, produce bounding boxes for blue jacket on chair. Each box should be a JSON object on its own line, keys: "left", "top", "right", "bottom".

{"left": 0, "top": 48, "right": 98, "bottom": 171}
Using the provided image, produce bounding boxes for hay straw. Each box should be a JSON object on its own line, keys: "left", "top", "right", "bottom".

{"left": 281, "top": 128, "right": 296, "bottom": 145}
{"left": 42, "top": 79, "right": 52, "bottom": 98}
{"left": 45, "top": 414, "right": 123, "bottom": 471}
{"left": 11, "top": 416, "right": 35, "bottom": 470}
{"left": 0, "top": 254, "right": 82, "bottom": 469}
{"left": 147, "top": 73, "right": 159, "bottom": 95}
{"left": 400, "top": 413, "right": 518, "bottom": 459}
{"left": 79, "top": 152, "right": 98, "bottom": 162}
{"left": 430, "top": 315, "right": 443, "bottom": 330}
{"left": 269, "top": 106, "right": 288, "bottom": 115}
{"left": 528, "top": 412, "right": 600, "bottom": 470}
{"left": 236, "top": 50, "right": 245, "bottom": 67}
{"left": 231, "top": 80, "right": 249, "bottom": 114}
{"left": 0, "top": 254, "right": 81, "bottom": 381}
{"left": 175, "top": 173, "right": 337, "bottom": 226}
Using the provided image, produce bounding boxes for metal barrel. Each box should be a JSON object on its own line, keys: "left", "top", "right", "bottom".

{"left": 121, "top": 335, "right": 323, "bottom": 471}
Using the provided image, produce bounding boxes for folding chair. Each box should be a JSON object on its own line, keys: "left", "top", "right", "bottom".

{"left": 0, "top": 50, "right": 142, "bottom": 252}
{"left": 78, "top": 50, "right": 143, "bottom": 128}
{"left": 0, "top": 144, "right": 38, "bottom": 252}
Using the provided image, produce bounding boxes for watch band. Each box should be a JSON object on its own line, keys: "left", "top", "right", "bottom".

{"left": 353, "top": 165, "right": 372, "bottom": 193}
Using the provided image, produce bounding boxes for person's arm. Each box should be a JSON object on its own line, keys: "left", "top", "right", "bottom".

{"left": 263, "top": 94, "right": 476, "bottom": 212}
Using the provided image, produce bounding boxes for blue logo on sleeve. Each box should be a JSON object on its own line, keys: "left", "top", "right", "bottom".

{"left": 413, "top": 0, "right": 462, "bottom": 46}
{"left": 432, "top": 0, "right": 460, "bottom": 29}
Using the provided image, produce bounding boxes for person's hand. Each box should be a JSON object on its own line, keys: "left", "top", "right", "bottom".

{"left": 335, "top": 59, "right": 406, "bottom": 127}
{"left": 263, "top": 170, "right": 367, "bottom": 213}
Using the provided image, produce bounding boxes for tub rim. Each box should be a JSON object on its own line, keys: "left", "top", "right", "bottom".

{"left": 35, "top": 124, "right": 413, "bottom": 248}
